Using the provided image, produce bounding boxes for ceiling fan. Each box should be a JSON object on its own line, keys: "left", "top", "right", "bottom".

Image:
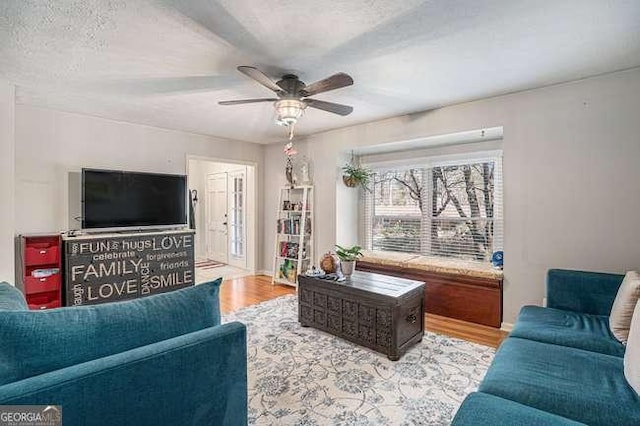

{"left": 219, "top": 66, "right": 354, "bottom": 139}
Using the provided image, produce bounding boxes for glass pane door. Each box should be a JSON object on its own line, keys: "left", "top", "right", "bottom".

{"left": 229, "top": 172, "right": 245, "bottom": 259}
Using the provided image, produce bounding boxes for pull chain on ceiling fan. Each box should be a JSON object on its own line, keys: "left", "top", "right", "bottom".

{"left": 219, "top": 66, "right": 354, "bottom": 139}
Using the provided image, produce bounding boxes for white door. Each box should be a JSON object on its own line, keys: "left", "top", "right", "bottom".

{"left": 228, "top": 169, "right": 247, "bottom": 269}
{"left": 206, "top": 173, "right": 228, "bottom": 263}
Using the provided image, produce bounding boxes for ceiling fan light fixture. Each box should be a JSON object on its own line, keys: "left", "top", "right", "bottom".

{"left": 219, "top": 66, "right": 354, "bottom": 140}
{"left": 274, "top": 99, "right": 306, "bottom": 127}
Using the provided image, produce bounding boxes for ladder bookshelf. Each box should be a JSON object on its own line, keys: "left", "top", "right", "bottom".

{"left": 272, "top": 185, "right": 313, "bottom": 287}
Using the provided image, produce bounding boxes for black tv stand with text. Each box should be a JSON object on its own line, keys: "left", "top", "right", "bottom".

{"left": 62, "top": 229, "right": 195, "bottom": 306}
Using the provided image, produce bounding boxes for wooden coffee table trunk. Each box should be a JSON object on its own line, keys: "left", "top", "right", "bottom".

{"left": 298, "top": 271, "right": 425, "bottom": 361}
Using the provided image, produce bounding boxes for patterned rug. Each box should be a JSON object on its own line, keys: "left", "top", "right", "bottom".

{"left": 223, "top": 295, "right": 494, "bottom": 426}
{"left": 195, "top": 260, "right": 225, "bottom": 269}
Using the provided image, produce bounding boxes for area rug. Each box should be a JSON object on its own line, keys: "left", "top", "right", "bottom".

{"left": 223, "top": 295, "right": 494, "bottom": 425}
{"left": 194, "top": 259, "right": 225, "bottom": 269}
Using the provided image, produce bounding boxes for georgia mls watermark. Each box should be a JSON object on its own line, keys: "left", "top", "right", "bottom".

{"left": 0, "top": 406, "right": 61, "bottom": 426}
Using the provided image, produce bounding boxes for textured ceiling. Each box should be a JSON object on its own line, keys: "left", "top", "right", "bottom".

{"left": 1, "top": 0, "right": 639, "bottom": 143}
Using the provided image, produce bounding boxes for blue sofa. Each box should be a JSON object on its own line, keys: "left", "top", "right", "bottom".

{"left": 452, "top": 269, "right": 640, "bottom": 425}
{"left": 0, "top": 280, "right": 248, "bottom": 426}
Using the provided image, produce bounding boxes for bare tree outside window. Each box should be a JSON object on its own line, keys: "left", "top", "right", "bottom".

{"left": 368, "top": 161, "right": 496, "bottom": 262}
{"left": 370, "top": 169, "right": 423, "bottom": 254}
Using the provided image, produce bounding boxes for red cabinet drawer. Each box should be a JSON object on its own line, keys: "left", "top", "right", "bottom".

{"left": 26, "top": 292, "right": 61, "bottom": 310}
{"left": 25, "top": 245, "right": 59, "bottom": 266}
{"left": 24, "top": 274, "right": 61, "bottom": 295}
{"left": 28, "top": 299, "right": 61, "bottom": 310}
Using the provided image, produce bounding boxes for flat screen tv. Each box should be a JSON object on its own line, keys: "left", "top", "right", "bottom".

{"left": 82, "top": 168, "right": 187, "bottom": 230}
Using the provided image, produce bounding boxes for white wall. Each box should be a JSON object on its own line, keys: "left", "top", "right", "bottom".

{"left": 263, "top": 68, "right": 640, "bottom": 324}
{"left": 0, "top": 81, "right": 15, "bottom": 284}
{"left": 14, "top": 105, "right": 265, "bottom": 265}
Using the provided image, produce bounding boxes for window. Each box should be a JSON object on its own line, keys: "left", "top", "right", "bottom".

{"left": 361, "top": 155, "right": 503, "bottom": 262}
{"left": 229, "top": 174, "right": 244, "bottom": 258}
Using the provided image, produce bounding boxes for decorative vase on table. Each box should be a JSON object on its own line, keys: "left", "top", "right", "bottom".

{"left": 319, "top": 252, "right": 339, "bottom": 274}
{"left": 340, "top": 260, "right": 355, "bottom": 277}
{"left": 334, "top": 244, "right": 363, "bottom": 278}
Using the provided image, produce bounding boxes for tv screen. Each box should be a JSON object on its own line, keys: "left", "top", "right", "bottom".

{"left": 82, "top": 169, "right": 187, "bottom": 229}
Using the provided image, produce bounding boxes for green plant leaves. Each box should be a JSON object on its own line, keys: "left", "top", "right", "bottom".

{"left": 335, "top": 244, "right": 363, "bottom": 261}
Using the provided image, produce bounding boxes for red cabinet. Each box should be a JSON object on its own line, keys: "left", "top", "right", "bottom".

{"left": 16, "top": 234, "right": 62, "bottom": 310}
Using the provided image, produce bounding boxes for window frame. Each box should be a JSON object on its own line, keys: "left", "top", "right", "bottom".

{"left": 360, "top": 150, "right": 503, "bottom": 263}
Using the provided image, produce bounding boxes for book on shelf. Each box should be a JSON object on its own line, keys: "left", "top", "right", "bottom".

{"left": 273, "top": 185, "right": 313, "bottom": 286}
{"left": 281, "top": 199, "right": 311, "bottom": 211}
{"left": 279, "top": 241, "right": 308, "bottom": 260}
{"left": 279, "top": 241, "right": 300, "bottom": 258}
{"left": 277, "top": 259, "right": 298, "bottom": 282}
{"left": 277, "top": 217, "right": 305, "bottom": 235}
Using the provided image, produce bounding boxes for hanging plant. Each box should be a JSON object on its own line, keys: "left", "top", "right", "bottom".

{"left": 342, "top": 152, "right": 371, "bottom": 190}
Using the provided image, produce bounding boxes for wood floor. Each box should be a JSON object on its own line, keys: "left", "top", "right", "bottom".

{"left": 220, "top": 274, "right": 507, "bottom": 349}
{"left": 220, "top": 274, "right": 295, "bottom": 313}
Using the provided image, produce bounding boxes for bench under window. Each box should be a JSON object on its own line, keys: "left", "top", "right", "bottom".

{"left": 356, "top": 250, "right": 504, "bottom": 328}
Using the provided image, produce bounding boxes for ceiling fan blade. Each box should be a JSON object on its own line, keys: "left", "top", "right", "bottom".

{"left": 218, "top": 98, "right": 277, "bottom": 105}
{"left": 302, "top": 73, "right": 354, "bottom": 97}
{"left": 304, "top": 99, "right": 353, "bottom": 116}
{"left": 237, "top": 66, "right": 282, "bottom": 93}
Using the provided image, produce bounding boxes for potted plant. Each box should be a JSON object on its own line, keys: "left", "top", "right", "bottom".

{"left": 342, "top": 163, "right": 372, "bottom": 189}
{"left": 335, "top": 244, "right": 363, "bottom": 277}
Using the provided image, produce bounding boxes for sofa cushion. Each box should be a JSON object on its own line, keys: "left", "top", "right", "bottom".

{"left": 510, "top": 305, "right": 624, "bottom": 357}
{"left": 359, "top": 250, "right": 504, "bottom": 280}
{"left": 609, "top": 270, "right": 640, "bottom": 343}
{"left": 479, "top": 337, "right": 640, "bottom": 425}
{"left": 0, "top": 279, "right": 222, "bottom": 386}
{"left": 452, "top": 392, "right": 585, "bottom": 425}
{"left": 0, "top": 282, "right": 28, "bottom": 311}
{"left": 624, "top": 300, "right": 640, "bottom": 394}
{"left": 359, "top": 250, "right": 420, "bottom": 268}
{"left": 546, "top": 269, "right": 624, "bottom": 316}
{"left": 404, "top": 255, "right": 503, "bottom": 280}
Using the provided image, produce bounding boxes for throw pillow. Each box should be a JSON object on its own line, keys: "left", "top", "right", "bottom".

{"left": 0, "top": 282, "right": 28, "bottom": 311}
{"left": 0, "top": 278, "right": 221, "bottom": 386}
{"left": 609, "top": 271, "right": 640, "bottom": 343}
{"left": 624, "top": 300, "right": 640, "bottom": 395}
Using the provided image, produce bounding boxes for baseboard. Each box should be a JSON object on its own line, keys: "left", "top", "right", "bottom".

{"left": 257, "top": 270, "right": 272, "bottom": 277}
{"left": 500, "top": 322, "right": 514, "bottom": 333}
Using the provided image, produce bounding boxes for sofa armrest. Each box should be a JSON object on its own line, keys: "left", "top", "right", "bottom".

{"left": 547, "top": 269, "right": 624, "bottom": 316}
{"left": 0, "top": 322, "right": 247, "bottom": 426}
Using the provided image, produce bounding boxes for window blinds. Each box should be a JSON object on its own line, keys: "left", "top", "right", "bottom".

{"left": 360, "top": 155, "right": 503, "bottom": 263}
